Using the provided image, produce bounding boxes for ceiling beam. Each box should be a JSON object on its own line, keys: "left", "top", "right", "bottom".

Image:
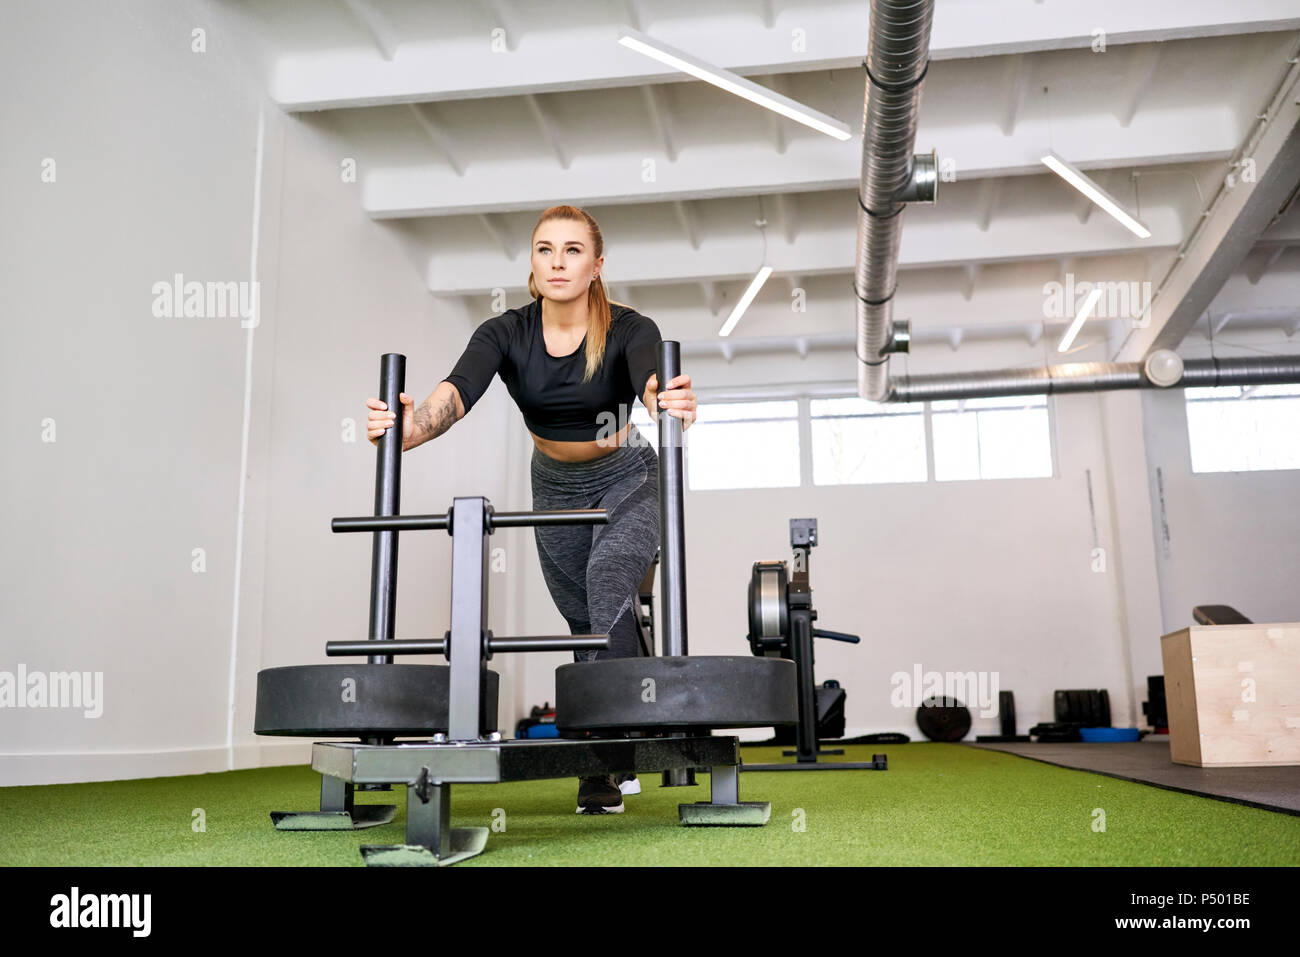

{"left": 681, "top": 331, "right": 855, "bottom": 360}
{"left": 1259, "top": 203, "right": 1300, "bottom": 242}
{"left": 673, "top": 199, "right": 700, "bottom": 249}
{"left": 341, "top": 0, "right": 398, "bottom": 60}
{"left": 523, "top": 93, "right": 569, "bottom": 168}
{"left": 360, "top": 121, "right": 1234, "bottom": 219}
{"left": 976, "top": 178, "right": 1001, "bottom": 231}
{"left": 1114, "top": 63, "right": 1300, "bottom": 359}
{"left": 676, "top": 320, "right": 1099, "bottom": 361}
{"left": 477, "top": 213, "right": 517, "bottom": 259}
{"left": 773, "top": 192, "right": 797, "bottom": 244}
{"left": 481, "top": 0, "right": 520, "bottom": 54}
{"left": 1247, "top": 242, "right": 1288, "bottom": 282}
{"left": 1075, "top": 189, "right": 1096, "bottom": 224}
{"left": 999, "top": 55, "right": 1027, "bottom": 136}
{"left": 764, "top": 73, "right": 792, "bottom": 154}
{"left": 640, "top": 83, "right": 678, "bottom": 161}
{"left": 700, "top": 280, "right": 723, "bottom": 316}
{"left": 620, "top": 0, "right": 644, "bottom": 32}
{"left": 270, "top": 4, "right": 1300, "bottom": 111}
{"left": 406, "top": 103, "right": 464, "bottom": 176}
{"left": 426, "top": 208, "right": 1183, "bottom": 293}
{"left": 1118, "top": 45, "right": 1163, "bottom": 127}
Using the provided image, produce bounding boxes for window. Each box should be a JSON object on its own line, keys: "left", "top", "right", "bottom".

{"left": 932, "top": 395, "right": 1053, "bottom": 481}
{"left": 632, "top": 400, "right": 800, "bottom": 490}
{"left": 810, "top": 396, "right": 926, "bottom": 485}
{"left": 633, "top": 391, "right": 1057, "bottom": 489}
{"left": 1185, "top": 384, "right": 1300, "bottom": 473}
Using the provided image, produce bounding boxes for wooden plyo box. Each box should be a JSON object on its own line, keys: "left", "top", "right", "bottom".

{"left": 1160, "top": 623, "right": 1300, "bottom": 767}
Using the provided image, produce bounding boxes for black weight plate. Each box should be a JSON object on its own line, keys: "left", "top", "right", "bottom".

{"left": 1053, "top": 689, "right": 1069, "bottom": 722}
{"left": 254, "top": 664, "right": 498, "bottom": 736}
{"left": 1072, "top": 690, "right": 1089, "bottom": 725}
{"left": 998, "top": 690, "right": 1017, "bottom": 737}
{"left": 554, "top": 656, "right": 797, "bottom": 733}
{"left": 915, "top": 695, "right": 972, "bottom": 742}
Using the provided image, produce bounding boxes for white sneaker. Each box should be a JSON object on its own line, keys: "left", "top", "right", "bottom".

{"left": 617, "top": 773, "right": 640, "bottom": 795}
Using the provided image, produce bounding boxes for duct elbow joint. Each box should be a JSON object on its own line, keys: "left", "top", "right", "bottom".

{"left": 885, "top": 320, "right": 911, "bottom": 356}
{"left": 893, "top": 150, "right": 937, "bottom": 204}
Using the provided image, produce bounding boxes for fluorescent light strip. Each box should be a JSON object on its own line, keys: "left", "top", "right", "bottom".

{"left": 718, "top": 266, "right": 774, "bottom": 337}
{"left": 617, "top": 29, "right": 851, "bottom": 141}
{"left": 1041, "top": 152, "right": 1152, "bottom": 239}
{"left": 1057, "top": 285, "right": 1105, "bottom": 352}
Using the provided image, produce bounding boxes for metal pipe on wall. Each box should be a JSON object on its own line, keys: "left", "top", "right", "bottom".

{"left": 889, "top": 355, "right": 1300, "bottom": 403}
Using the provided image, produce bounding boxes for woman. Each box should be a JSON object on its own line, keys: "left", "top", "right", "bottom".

{"left": 366, "top": 205, "right": 697, "bottom": 814}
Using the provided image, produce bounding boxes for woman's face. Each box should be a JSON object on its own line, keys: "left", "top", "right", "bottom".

{"left": 532, "top": 219, "right": 602, "bottom": 304}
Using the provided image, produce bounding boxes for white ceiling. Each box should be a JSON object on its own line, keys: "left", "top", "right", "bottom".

{"left": 220, "top": 0, "right": 1300, "bottom": 367}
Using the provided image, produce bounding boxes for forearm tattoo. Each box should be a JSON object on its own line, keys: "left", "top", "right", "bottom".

{"left": 412, "top": 391, "right": 459, "bottom": 447}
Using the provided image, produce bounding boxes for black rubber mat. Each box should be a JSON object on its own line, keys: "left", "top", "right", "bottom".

{"left": 967, "top": 737, "right": 1300, "bottom": 816}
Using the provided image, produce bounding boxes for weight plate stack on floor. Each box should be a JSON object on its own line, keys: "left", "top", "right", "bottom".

{"left": 254, "top": 664, "right": 499, "bottom": 736}
{"left": 553, "top": 656, "right": 797, "bottom": 734}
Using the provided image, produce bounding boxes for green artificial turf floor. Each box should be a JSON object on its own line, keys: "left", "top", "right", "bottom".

{"left": 3, "top": 743, "right": 1297, "bottom": 866}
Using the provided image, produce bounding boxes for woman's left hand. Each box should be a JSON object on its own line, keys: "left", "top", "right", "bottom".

{"left": 648, "top": 373, "right": 697, "bottom": 431}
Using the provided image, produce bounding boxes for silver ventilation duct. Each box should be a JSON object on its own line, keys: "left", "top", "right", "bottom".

{"left": 856, "top": 0, "right": 936, "bottom": 402}
{"left": 851, "top": 4, "right": 1300, "bottom": 404}
{"left": 890, "top": 355, "right": 1300, "bottom": 403}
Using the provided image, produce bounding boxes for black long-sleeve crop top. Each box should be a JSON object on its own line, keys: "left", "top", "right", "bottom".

{"left": 440, "top": 296, "right": 663, "bottom": 441}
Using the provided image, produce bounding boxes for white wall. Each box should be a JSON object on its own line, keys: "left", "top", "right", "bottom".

{"left": 0, "top": 1, "right": 265, "bottom": 785}
{"left": 0, "top": 0, "right": 523, "bottom": 785}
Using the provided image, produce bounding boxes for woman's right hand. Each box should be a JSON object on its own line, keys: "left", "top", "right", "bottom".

{"left": 366, "top": 393, "right": 414, "bottom": 449}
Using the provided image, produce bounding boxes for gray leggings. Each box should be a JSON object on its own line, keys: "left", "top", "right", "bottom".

{"left": 531, "top": 439, "right": 660, "bottom": 662}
